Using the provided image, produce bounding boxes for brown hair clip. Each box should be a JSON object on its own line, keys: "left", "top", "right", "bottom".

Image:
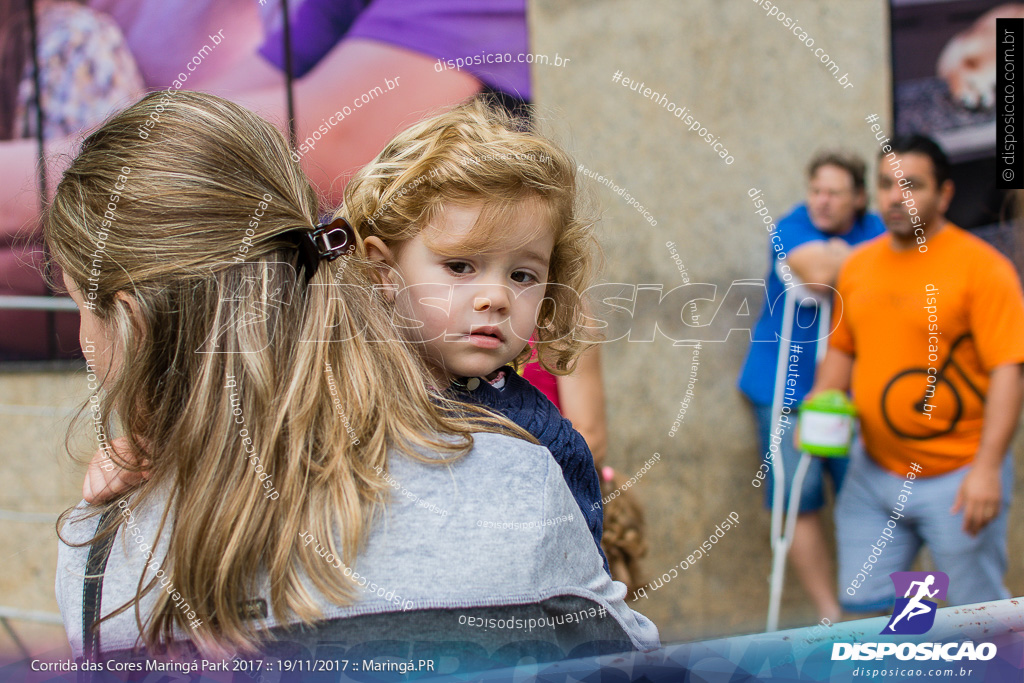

{"left": 288, "top": 217, "right": 357, "bottom": 284}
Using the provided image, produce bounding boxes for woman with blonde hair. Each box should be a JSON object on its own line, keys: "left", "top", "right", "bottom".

{"left": 50, "top": 91, "right": 658, "bottom": 666}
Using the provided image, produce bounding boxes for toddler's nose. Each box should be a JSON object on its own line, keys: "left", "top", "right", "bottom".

{"left": 473, "top": 285, "right": 510, "bottom": 312}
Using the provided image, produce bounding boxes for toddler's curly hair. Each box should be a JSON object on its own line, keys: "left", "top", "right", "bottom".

{"left": 340, "top": 96, "right": 601, "bottom": 373}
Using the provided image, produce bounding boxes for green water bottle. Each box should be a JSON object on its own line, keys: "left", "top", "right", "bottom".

{"left": 798, "top": 389, "right": 856, "bottom": 457}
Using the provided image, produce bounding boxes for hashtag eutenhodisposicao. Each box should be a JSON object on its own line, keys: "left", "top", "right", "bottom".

{"left": 458, "top": 605, "right": 607, "bottom": 633}
{"left": 611, "top": 70, "right": 734, "bottom": 165}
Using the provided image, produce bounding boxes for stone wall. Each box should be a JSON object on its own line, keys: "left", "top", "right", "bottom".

{"left": 530, "top": 0, "right": 1024, "bottom": 643}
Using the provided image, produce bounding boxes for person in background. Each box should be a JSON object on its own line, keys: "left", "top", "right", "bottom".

{"left": 737, "top": 150, "right": 885, "bottom": 623}
{"left": 812, "top": 134, "right": 1024, "bottom": 614}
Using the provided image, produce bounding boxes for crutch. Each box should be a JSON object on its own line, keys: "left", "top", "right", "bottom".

{"left": 766, "top": 281, "right": 831, "bottom": 632}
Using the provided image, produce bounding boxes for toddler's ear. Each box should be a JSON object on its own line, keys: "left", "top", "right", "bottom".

{"left": 362, "top": 236, "right": 399, "bottom": 294}
{"left": 363, "top": 236, "right": 392, "bottom": 265}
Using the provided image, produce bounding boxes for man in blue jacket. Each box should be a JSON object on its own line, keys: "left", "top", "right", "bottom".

{"left": 738, "top": 151, "right": 884, "bottom": 623}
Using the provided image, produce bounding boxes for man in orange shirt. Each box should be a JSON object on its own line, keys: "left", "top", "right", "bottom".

{"left": 809, "top": 135, "right": 1024, "bottom": 612}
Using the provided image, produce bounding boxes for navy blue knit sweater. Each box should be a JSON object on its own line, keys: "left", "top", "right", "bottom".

{"left": 450, "top": 367, "right": 609, "bottom": 572}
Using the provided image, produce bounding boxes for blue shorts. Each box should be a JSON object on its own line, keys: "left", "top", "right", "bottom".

{"left": 835, "top": 439, "right": 1012, "bottom": 612}
{"left": 753, "top": 402, "right": 848, "bottom": 513}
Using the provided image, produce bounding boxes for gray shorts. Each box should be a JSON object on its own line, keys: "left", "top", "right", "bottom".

{"left": 835, "top": 439, "right": 1012, "bottom": 612}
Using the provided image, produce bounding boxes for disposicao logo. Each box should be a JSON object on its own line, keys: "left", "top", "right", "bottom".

{"left": 831, "top": 571, "right": 996, "bottom": 662}
{"left": 882, "top": 571, "right": 948, "bottom": 635}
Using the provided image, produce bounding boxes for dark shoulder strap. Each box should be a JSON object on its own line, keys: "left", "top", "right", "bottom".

{"left": 81, "top": 506, "right": 121, "bottom": 667}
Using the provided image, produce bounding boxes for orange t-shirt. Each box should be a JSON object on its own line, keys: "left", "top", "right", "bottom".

{"left": 830, "top": 224, "right": 1024, "bottom": 476}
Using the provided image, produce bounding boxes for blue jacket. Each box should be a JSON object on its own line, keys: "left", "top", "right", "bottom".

{"left": 451, "top": 367, "right": 608, "bottom": 572}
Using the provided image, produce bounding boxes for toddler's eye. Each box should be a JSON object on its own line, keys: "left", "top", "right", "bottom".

{"left": 511, "top": 270, "right": 537, "bottom": 284}
{"left": 444, "top": 261, "right": 473, "bottom": 275}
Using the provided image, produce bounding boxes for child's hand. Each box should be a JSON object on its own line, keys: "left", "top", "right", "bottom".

{"left": 83, "top": 436, "right": 151, "bottom": 503}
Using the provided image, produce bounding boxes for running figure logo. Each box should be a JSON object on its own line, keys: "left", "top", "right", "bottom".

{"left": 882, "top": 571, "right": 949, "bottom": 635}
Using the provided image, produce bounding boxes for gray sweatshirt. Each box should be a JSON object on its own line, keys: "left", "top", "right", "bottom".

{"left": 56, "top": 432, "right": 660, "bottom": 662}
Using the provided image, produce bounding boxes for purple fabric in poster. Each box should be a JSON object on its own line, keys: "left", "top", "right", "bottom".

{"left": 259, "top": 0, "right": 530, "bottom": 100}
{"left": 88, "top": 0, "right": 258, "bottom": 88}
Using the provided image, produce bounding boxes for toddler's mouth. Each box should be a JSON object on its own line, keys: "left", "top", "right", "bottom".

{"left": 468, "top": 326, "right": 505, "bottom": 342}
{"left": 465, "top": 326, "right": 505, "bottom": 349}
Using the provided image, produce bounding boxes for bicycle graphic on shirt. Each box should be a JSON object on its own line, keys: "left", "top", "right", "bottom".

{"left": 880, "top": 334, "right": 985, "bottom": 440}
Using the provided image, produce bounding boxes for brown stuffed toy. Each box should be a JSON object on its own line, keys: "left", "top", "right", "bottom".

{"left": 598, "top": 466, "right": 648, "bottom": 600}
